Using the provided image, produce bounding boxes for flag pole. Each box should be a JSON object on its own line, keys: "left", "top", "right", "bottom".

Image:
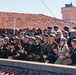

{"left": 13, "top": 18, "right": 16, "bottom": 35}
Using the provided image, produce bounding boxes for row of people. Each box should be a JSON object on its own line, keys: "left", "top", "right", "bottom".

{"left": 0, "top": 33, "right": 76, "bottom": 65}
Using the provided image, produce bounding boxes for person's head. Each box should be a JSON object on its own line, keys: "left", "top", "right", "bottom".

{"left": 29, "top": 37, "right": 35, "bottom": 45}
{"left": 5, "top": 43, "right": 11, "bottom": 50}
{"left": 35, "top": 36, "right": 42, "bottom": 44}
{"left": 43, "top": 28, "right": 48, "bottom": 34}
{"left": 47, "top": 26, "right": 52, "bottom": 31}
{"left": 54, "top": 25, "right": 59, "bottom": 31}
{"left": 19, "top": 32, "right": 24, "bottom": 37}
{"left": 64, "top": 25, "right": 69, "bottom": 32}
{"left": 49, "top": 34, "right": 55, "bottom": 43}
{"left": 23, "top": 35, "right": 29, "bottom": 43}
{"left": 43, "top": 34, "right": 49, "bottom": 43}
{"left": 71, "top": 39, "right": 76, "bottom": 47}
{"left": 55, "top": 31, "right": 61, "bottom": 39}
{"left": 69, "top": 30, "right": 76, "bottom": 38}
{"left": 32, "top": 28, "right": 36, "bottom": 32}
{"left": 26, "top": 28, "right": 29, "bottom": 32}
{"left": 0, "top": 39, "right": 4, "bottom": 45}
{"left": 37, "top": 28, "right": 42, "bottom": 35}
{"left": 60, "top": 37, "right": 66, "bottom": 46}
{"left": 13, "top": 36, "right": 19, "bottom": 44}
{"left": 63, "top": 31, "right": 68, "bottom": 38}
{"left": 4, "top": 37, "right": 9, "bottom": 43}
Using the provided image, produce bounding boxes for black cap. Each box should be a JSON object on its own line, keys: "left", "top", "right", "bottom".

{"left": 73, "top": 26, "right": 76, "bottom": 29}
{"left": 64, "top": 25, "right": 69, "bottom": 29}
{"left": 2, "top": 34, "right": 7, "bottom": 37}
{"left": 48, "top": 26, "right": 52, "bottom": 29}
{"left": 54, "top": 25, "right": 58, "bottom": 28}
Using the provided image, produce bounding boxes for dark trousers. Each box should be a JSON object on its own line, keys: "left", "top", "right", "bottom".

{"left": 46, "top": 54, "right": 58, "bottom": 63}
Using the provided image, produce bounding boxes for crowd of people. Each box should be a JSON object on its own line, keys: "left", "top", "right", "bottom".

{"left": 0, "top": 25, "right": 76, "bottom": 65}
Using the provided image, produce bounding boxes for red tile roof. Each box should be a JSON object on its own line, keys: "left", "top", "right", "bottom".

{"left": 0, "top": 12, "right": 75, "bottom": 30}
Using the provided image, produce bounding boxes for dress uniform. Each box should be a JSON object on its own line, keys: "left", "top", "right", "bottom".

{"left": 68, "top": 39, "right": 76, "bottom": 64}
{"left": 0, "top": 43, "right": 14, "bottom": 58}
{"left": 26, "top": 36, "right": 36, "bottom": 61}
{"left": 11, "top": 36, "right": 21, "bottom": 59}
{"left": 2, "top": 37, "right": 10, "bottom": 50}
{"left": 47, "top": 26, "right": 52, "bottom": 35}
{"left": 41, "top": 34, "right": 49, "bottom": 62}
{"left": 34, "top": 36, "right": 42, "bottom": 62}
{"left": 45, "top": 34, "right": 59, "bottom": 63}
{"left": 18, "top": 35, "right": 30, "bottom": 60}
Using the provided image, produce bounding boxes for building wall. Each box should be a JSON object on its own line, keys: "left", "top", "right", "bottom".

{"left": 61, "top": 7, "right": 76, "bottom": 24}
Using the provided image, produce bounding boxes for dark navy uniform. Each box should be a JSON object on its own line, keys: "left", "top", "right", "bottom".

{"left": 20, "top": 43, "right": 29, "bottom": 60}
{"left": 0, "top": 44, "right": 15, "bottom": 58}
{"left": 41, "top": 42, "right": 49, "bottom": 62}
{"left": 41, "top": 42, "right": 48, "bottom": 55}
{"left": 34, "top": 43, "right": 42, "bottom": 62}
{"left": 46, "top": 41, "right": 59, "bottom": 63}
{"left": 26, "top": 43, "right": 36, "bottom": 61}
{"left": 69, "top": 47, "right": 76, "bottom": 64}
{"left": 11, "top": 36, "right": 21, "bottom": 59}
{"left": 26, "top": 36, "right": 36, "bottom": 61}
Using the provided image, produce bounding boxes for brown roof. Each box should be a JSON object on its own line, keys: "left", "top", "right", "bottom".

{"left": 0, "top": 12, "right": 75, "bottom": 30}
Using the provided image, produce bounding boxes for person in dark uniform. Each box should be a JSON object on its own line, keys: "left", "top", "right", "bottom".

{"left": 55, "top": 31, "right": 61, "bottom": 44}
{"left": 2, "top": 37, "right": 10, "bottom": 50}
{"left": 34, "top": 35, "right": 42, "bottom": 62}
{"left": 45, "top": 34, "right": 59, "bottom": 63}
{"left": 41, "top": 34, "right": 49, "bottom": 62}
{"left": 0, "top": 43, "right": 14, "bottom": 59}
{"left": 47, "top": 26, "right": 52, "bottom": 35}
{"left": 63, "top": 39, "right": 76, "bottom": 65}
{"left": 18, "top": 35, "right": 30, "bottom": 60}
{"left": 0, "top": 40, "right": 4, "bottom": 58}
{"left": 67, "top": 29, "right": 76, "bottom": 49}
{"left": 26, "top": 36, "right": 36, "bottom": 61}
{"left": 11, "top": 36, "right": 21, "bottom": 60}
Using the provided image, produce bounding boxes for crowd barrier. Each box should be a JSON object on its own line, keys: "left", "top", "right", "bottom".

{"left": 0, "top": 58, "right": 76, "bottom": 75}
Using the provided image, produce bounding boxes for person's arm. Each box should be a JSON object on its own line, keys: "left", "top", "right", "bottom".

{"left": 65, "top": 52, "right": 71, "bottom": 58}
{"left": 53, "top": 49, "right": 58, "bottom": 55}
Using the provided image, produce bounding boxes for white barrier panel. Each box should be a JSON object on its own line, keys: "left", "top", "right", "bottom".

{"left": 0, "top": 58, "right": 76, "bottom": 75}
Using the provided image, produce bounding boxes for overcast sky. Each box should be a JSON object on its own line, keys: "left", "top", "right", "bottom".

{"left": 0, "top": 0, "right": 76, "bottom": 19}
